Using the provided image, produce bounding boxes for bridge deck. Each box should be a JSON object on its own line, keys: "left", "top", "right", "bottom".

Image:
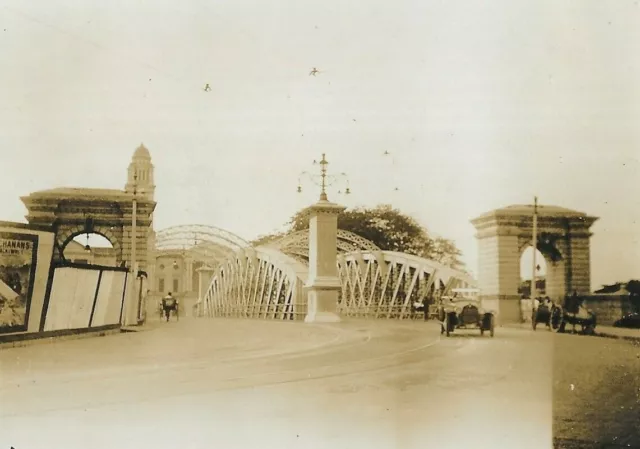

{"left": 0, "top": 317, "right": 568, "bottom": 449}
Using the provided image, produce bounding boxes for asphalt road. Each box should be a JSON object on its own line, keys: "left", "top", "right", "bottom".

{"left": 553, "top": 332, "right": 640, "bottom": 448}
{"left": 0, "top": 318, "right": 633, "bottom": 449}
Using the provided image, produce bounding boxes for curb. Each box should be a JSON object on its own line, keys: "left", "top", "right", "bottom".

{"left": 501, "top": 323, "right": 640, "bottom": 343}
{"left": 594, "top": 331, "right": 640, "bottom": 343}
{"left": 0, "top": 327, "right": 122, "bottom": 351}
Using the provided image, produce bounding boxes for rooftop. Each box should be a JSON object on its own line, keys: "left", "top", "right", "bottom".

{"left": 25, "top": 187, "right": 131, "bottom": 199}
{"left": 472, "top": 204, "right": 593, "bottom": 222}
{"left": 133, "top": 143, "right": 151, "bottom": 159}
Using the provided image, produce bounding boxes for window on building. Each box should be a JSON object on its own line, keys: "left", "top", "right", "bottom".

{"left": 158, "top": 278, "right": 165, "bottom": 292}
{"left": 173, "top": 279, "right": 179, "bottom": 293}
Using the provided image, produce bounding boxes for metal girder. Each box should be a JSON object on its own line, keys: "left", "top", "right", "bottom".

{"left": 337, "top": 250, "right": 477, "bottom": 320}
{"left": 155, "top": 224, "right": 250, "bottom": 270}
{"left": 263, "top": 229, "right": 381, "bottom": 262}
{"left": 199, "top": 237, "right": 477, "bottom": 322}
{"left": 202, "top": 247, "right": 309, "bottom": 320}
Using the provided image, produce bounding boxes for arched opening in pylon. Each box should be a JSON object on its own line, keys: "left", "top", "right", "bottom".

{"left": 63, "top": 232, "right": 116, "bottom": 266}
{"left": 520, "top": 246, "right": 548, "bottom": 299}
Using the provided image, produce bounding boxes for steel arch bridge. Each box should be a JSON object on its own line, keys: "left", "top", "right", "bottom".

{"left": 201, "top": 246, "right": 309, "bottom": 320}
{"left": 200, "top": 230, "right": 476, "bottom": 320}
{"left": 155, "top": 224, "right": 250, "bottom": 268}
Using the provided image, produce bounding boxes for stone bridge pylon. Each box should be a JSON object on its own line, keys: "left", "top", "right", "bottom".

{"left": 471, "top": 204, "right": 598, "bottom": 323}
{"left": 20, "top": 144, "right": 157, "bottom": 271}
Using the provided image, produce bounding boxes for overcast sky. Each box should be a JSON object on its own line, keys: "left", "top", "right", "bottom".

{"left": 1, "top": 0, "right": 638, "bottom": 289}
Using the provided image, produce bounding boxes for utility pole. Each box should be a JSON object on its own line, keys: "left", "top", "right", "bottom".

{"left": 131, "top": 172, "right": 138, "bottom": 324}
{"left": 531, "top": 196, "right": 538, "bottom": 311}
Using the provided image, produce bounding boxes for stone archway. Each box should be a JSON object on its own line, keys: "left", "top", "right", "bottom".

{"left": 58, "top": 225, "right": 121, "bottom": 260}
{"left": 20, "top": 188, "right": 156, "bottom": 270}
{"left": 471, "top": 204, "right": 598, "bottom": 323}
{"left": 518, "top": 231, "right": 566, "bottom": 302}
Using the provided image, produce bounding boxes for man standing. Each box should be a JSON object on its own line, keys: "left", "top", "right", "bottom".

{"left": 161, "top": 292, "right": 178, "bottom": 322}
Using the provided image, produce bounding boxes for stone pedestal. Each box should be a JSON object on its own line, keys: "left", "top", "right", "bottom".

{"left": 304, "top": 199, "right": 346, "bottom": 323}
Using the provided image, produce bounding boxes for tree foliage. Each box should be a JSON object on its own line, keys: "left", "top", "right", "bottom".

{"left": 259, "top": 204, "right": 464, "bottom": 269}
{"left": 626, "top": 280, "right": 640, "bottom": 296}
{"left": 250, "top": 230, "right": 288, "bottom": 247}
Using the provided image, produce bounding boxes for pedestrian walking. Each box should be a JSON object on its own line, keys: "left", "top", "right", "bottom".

{"left": 161, "top": 292, "right": 179, "bottom": 322}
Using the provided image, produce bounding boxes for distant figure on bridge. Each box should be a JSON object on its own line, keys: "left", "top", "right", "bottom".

{"left": 161, "top": 292, "right": 179, "bottom": 322}
{"left": 421, "top": 297, "right": 430, "bottom": 321}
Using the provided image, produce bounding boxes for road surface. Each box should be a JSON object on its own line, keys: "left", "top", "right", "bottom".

{"left": 553, "top": 331, "right": 640, "bottom": 448}
{"left": 0, "top": 318, "right": 632, "bottom": 449}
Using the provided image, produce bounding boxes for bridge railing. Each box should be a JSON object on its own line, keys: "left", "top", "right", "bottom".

{"left": 202, "top": 247, "right": 308, "bottom": 320}
{"left": 337, "top": 250, "right": 476, "bottom": 320}
{"left": 201, "top": 247, "right": 476, "bottom": 322}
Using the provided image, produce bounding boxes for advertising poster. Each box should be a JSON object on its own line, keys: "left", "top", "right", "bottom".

{"left": 0, "top": 232, "right": 39, "bottom": 333}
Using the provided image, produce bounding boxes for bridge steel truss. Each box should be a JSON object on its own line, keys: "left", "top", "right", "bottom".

{"left": 337, "top": 251, "right": 477, "bottom": 320}
{"left": 154, "top": 224, "right": 250, "bottom": 269}
{"left": 201, "top": 245, "right": 476, "bottom": 321}
{"left": 201, "top": 247, "right": 309, "bottom": 320}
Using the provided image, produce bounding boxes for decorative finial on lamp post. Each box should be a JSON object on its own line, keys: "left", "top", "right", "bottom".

{"left": 297, "top": 154, "right": 351, "bottom": 202}
{"left": 319, "top": 153, "right": 328, "bottom": 201}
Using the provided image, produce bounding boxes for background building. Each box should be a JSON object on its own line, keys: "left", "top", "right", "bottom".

{"left": 64, "top": 240, "right": 117, "bottom": 266}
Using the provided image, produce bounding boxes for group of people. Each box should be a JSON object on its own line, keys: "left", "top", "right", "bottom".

{"left": 532, "top": 296, "right": 554, "bottom": 310}
{"left": 531, "top": 291, "right": 583, "bottom": 311}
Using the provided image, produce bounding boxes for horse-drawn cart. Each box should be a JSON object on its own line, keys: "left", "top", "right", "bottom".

{"left": 532, "top": 296, "right": 596, "bottom": 334}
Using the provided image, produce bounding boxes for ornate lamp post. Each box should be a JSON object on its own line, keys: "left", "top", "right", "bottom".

{"left": 297, "top": 153, "right": 351, "bottom": 201}
{"left": 298, "top": 154, "right": 348, "bottom": 323}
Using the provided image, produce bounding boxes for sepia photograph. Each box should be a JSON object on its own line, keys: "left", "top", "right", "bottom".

{"left": 0, "top": 1, "right": 638, "bottom": 448}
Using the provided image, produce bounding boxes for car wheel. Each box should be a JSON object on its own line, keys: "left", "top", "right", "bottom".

{"left": 550, "top": 307, "right": 564, "bottom": 333}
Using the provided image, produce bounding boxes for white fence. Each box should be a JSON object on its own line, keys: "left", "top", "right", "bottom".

{"left": 43, "top": 265, "right": 128, "bottom": 331}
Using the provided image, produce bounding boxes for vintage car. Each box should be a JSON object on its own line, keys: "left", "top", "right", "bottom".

{"left": 613, "top": 313, "right": 640, "bottom": 329}
{"left": 437, "top": 290, "right": 496, "bottom": 337}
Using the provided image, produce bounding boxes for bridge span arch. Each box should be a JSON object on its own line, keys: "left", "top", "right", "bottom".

{"left": 201, "top": 246, "right": 309, "bottom": 320}
{"left": 338, "top": 250, "right": 476, "bottom": 319}
{"left": 201, "top": 233, "right": 476, "bottom": 320}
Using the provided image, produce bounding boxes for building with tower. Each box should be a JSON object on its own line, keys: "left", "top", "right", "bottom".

{"left": 21, "top": 144, "right": 157, "bottom": 273}
{"left": 125, "top": 144, "right": 156, "bottom": 200}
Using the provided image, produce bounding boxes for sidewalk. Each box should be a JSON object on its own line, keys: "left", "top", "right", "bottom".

{"left": 595, "top": 325, "right": 640, "bottom": 342}
{"left": 503, "top": 321, "right": 640, "bottom": 342}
